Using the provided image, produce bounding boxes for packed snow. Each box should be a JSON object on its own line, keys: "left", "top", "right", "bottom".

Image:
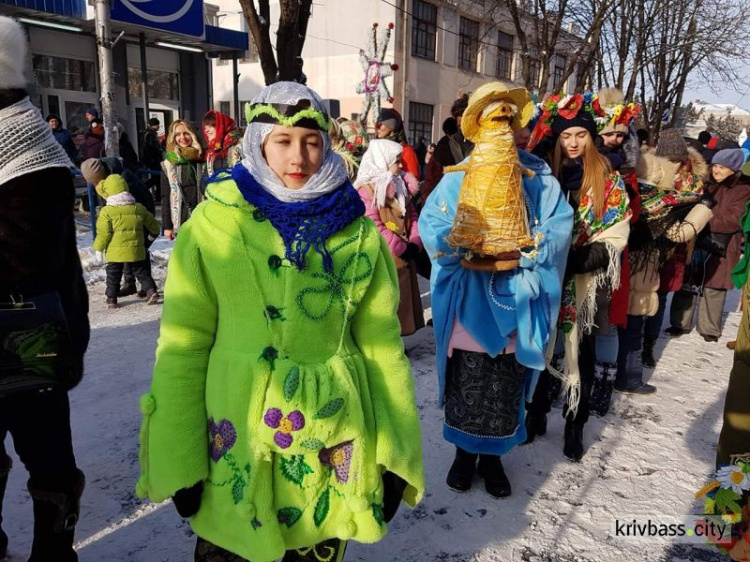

{"left": 1, "top": 232, "right": 740, "bottom": 561}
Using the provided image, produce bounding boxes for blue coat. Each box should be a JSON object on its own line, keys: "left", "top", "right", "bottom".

{"left": 52, "top": 127, "right": 78, "bottom": 163}
{"left": 419, "top": 150, "right": 573, "bottom": 452}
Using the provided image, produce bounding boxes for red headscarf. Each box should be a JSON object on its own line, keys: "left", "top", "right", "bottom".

{"left": 203, "top": 110, "right": 241, "bottom": 159}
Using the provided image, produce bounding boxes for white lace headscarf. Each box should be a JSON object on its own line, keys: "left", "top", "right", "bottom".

{"left": 240, "top": 82, "right": 348, "bottom": 203}
{"left": 354, "top": 139, "right": 407, "bottom": 213}
{"left": 0, "top": 97, "right": 74, "bottom": 187}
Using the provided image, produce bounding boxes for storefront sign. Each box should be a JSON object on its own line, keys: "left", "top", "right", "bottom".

{"left": 111, "top": 0, "right": 205, "bottom": 39}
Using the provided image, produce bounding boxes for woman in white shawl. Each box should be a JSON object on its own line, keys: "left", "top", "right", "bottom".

{"left": 355, "top": 139, "right": 424, "bottom": 335}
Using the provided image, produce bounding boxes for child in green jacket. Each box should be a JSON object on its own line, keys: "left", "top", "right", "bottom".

{"left": 91, "top": 174, "right": 160, "bottom": 308}
{"left": 137, "top": 82, "right": 425, "bottom": 562}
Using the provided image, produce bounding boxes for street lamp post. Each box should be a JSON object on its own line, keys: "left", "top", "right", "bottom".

{"left": 94, "top": 0, "right": 120, "bottom": 157}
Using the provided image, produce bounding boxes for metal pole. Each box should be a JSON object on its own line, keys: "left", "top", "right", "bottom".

{"left": 94, "top": 0, "right": 119, "bottom": 157}
{"left": 139, "top": 32, "right": 150, "bottom": 127}
{"left": 232, "top": 53, "right": 240, "bottom": 123}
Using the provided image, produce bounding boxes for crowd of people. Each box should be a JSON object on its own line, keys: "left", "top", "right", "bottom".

{"left": 1, "top": 13, "right": 749, "bottom": 562}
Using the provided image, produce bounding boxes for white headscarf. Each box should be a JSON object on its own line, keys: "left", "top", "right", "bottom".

{"left": 354, "top": 139, "right": 407, "bottom": 213}
{"left": 240, "top": 82, "right": 348, "bottom": 203}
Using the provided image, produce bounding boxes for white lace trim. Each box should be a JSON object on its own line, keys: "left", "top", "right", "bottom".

{"left": 240, "top": 82, "right": 348, "bottom": 203}
{"left": 0, "top": 97, "right": 74, "bottom": 187}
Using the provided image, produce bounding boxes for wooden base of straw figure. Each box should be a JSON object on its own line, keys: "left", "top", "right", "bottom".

{"left": 445, "top": 93, "right": 536, "bottom": 272}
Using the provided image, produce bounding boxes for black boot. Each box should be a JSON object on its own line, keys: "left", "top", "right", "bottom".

{"left": 563, "top": 419, "right": 585, "bottom": 462}
{"left": 117, "top": 283, "right": 137, "bottom": 297}
{"left": 641, "top": 338, "right": 657, "bottom": 368}
{"left": 27, "top": 469, "right": 85, "bottom": 562}
{"left": 476, "top": 455, "right": 511, "bottom": 498}
{"left": 446, "top": 447, "right": 477, "bottom": 492}
{"left": 0, "top": 453, "right": 10, "bottom": 560}
{"left": 523, "top": 409, "right": 547, "bottom": 445}
{"left": 590, "top": 362, "right": 616, "bottom": 417}
{"left": 615, "top": 346, "right": 656, "bottom": 395}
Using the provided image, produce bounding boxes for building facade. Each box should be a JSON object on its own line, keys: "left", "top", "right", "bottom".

{"left": 210, "top": 0, "right": 582, "bottom": 144}
{"left": 0, "top": 0, "right": 246, "bottom": 154}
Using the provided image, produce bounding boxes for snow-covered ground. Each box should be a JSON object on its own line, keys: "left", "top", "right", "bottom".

{"left": 2, "top": 235, "right": 740, "bottom": 561}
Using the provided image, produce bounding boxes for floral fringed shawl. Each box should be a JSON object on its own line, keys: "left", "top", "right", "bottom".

{"left": 549, "top": 172, "right": 631, "bottom": 416}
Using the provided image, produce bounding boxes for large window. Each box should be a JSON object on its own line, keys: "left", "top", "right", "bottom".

{"left": 128, "top": 68, "right": 180, "bottom": 101}
{"left": 521, "top": 46, "right": 541, "bottom": 89}
{"left": 219, "top": 101, "right": 231, "bottom": 117}
{"left": 408, "top": 102, "right": 433, "bottom": 146}
{"left": 458, "top": 17, "right": 479, "bottom": 71}
{"left": 32, "top": 55, "right": 96, "bottom": 92}
{"left": 411, "top": 0, "right": 437, "bottom": 60}
{"left": 552, "top": 55, "right": 567, "bottom": 91}
{"left": 496, "top": 31, "right": 514, "bottom": 80}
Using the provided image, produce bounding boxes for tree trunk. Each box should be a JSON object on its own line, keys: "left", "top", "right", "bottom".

{"left": 239, "top": 0, "right": 278, "bottom": 85}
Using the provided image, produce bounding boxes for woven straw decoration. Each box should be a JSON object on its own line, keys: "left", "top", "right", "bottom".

{"left": 445, "top": 106, "right": 533, "bottom": 258}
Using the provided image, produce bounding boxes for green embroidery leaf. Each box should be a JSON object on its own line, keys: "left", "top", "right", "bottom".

{"left": 314, "top": 488, "right": 330, "bottom": 527}
{"left": 285, "top": 367, "right": 300, "bottom": 402}
{"left": 277, "top": 507, "right": 303, "bottom": 528}
{"left": 231, "top": 478, "right": 244, "bottom": 504}
{"left": 280, "top": 455, "right": 314, "bottom": 487}
{"left": 372, "top": 503, "right": 385, "bottom": 526}
{"left": 300, "top": 438, "right": 325, "bottom": 451}
{"left": 314, "top": 398, "right": 345, "bottom": 419}
{"left": 714, "top": 487, "right": 743, "bottom": 514}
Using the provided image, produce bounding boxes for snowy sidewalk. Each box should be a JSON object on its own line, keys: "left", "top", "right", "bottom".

{"left": 2, "top": 275, "right": 739, "bottom": 561}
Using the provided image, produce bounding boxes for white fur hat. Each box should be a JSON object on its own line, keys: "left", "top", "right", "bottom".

{"left": 0, "top": 17, "right": 29, "bottom": 89}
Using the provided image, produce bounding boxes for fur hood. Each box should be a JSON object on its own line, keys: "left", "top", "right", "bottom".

{"left": 636, "top": 146, "right": 708, "bottom": 189}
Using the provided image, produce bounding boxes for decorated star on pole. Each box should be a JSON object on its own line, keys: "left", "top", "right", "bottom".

{"left": 355, "top": 22, "right": 399, "bottom": 127}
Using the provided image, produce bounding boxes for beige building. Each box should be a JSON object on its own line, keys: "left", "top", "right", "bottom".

{"left": 211, "top": 0, "right": 582, "bottom": 143}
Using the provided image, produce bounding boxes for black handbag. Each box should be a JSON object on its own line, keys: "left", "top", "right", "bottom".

{"left": 696, "top": 228, "right": 735, "bottom": 258}
{"left": 0, "top": 292, "right": 81, "bottom": 397}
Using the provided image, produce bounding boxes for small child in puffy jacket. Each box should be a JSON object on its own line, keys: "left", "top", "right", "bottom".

{"left": 91, "top": 174, "right": 160, "bottom": 308}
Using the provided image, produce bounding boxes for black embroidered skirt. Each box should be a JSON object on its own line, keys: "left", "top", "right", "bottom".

{"left": 443, "top": 350, "right": 525, "bottom": 453}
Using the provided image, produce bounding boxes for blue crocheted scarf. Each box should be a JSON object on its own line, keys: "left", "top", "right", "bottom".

{"left": 230, "top": 164, "right": 365, "bottom": 272}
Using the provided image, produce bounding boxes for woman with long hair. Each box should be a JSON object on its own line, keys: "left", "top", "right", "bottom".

{"left": 160, "top": 119, "right": 206, "bottom": 240}
{"left": 526, "top": 92, "right": 632, "bottom": 461}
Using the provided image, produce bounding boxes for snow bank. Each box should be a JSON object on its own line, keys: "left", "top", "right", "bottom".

{"left": 77, "top": 231, "right": 174, "bottom": 287}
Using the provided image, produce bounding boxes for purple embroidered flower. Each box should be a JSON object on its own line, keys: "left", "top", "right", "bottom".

{"left": 263, "top": 408, "right": 305, "bottom": 449}
{"left": 319, "top": 441, "right": 353, "bottom": 484}
{"left": 209, "top": 418, "right": 237, "bottom": 462}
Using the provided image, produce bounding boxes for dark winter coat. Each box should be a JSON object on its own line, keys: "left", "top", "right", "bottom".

{"left": 142, "top": 129, "right": 163, "bottom": 170}
{"left": 702, "top": 177, "right": 750, "bottom": 290}
{"left": 160, "top": 160, "right": 203, "bottom": 231}
{"left": 51, "top": 126, "right": 78, "bottom": 163}
{"left": 118, "top": 132, "right": 140, "bottom": 172}
{"left": 0, "top": 166, "right": 90, "bottom": 378}
{"left": 82, "top": 130, "right": 105, "bottom": 160}
{"left": 100, "top": 157, "right": 155, "bottom": 213}
{"left": 420, "top": 133, "right": 473, "bottom": 205}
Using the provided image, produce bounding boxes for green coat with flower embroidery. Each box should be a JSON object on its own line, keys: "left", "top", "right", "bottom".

{"left": 136, "top": 177, "right": 425, "bottom": 561}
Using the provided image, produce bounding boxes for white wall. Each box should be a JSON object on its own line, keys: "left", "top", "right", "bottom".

{"left": 211, "top": 0, "right": 397, "bottom": 121}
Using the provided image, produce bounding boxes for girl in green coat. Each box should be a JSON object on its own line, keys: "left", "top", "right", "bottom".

{"left": 137, "top": 82, "right": 425, "bottom": 562}
{"left": 91, "top": 174, "right": 160, "bottom": 308}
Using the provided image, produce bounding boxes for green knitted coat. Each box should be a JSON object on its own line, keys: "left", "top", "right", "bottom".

{"left": 136, "top": 177, "right": 425, "bottom": 561}
{"left": 91, "top": 174, "right": 159, "bottom": 262}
